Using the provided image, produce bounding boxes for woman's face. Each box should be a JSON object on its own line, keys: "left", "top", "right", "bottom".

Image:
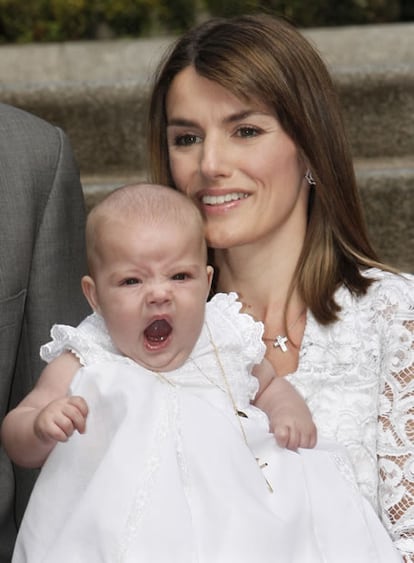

{"left": 165, "top": 66, "right": 309, "bottom": 250}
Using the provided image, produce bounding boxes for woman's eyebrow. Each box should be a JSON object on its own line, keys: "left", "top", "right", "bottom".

{"left": 167, "top": 110, "right": 271, "bottom": 128}
{"left": 224, "top": 110, "right": 270, "bottom": 123}
{"left": 167, "top": 117, "right": 197, "bottom": 127}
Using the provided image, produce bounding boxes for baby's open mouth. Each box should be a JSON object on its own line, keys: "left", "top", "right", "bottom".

{"left": 144, "top": 319, "right": 172, "bottom": 343}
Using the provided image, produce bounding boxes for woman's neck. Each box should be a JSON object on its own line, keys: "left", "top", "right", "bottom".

{"left": 214, "top": 235, "right": 303, "bottom": 321}
{"left": 214, "top": 235, "right": 307, "bottom": 377}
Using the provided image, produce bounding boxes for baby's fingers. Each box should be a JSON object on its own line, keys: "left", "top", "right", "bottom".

{"left": 64, "top": 396, "right": 89, "bottom": 434}
{"left": 274, "top": 425, "right": 297, "bottom": 450}
{"left": 298, "top": 425, "right": 318, "bottom": 449}
{"left": 46, "top": 419, "right": 74, "bottom": 442}
{"left": 285, "top": 427, "right": 301, "bottom": 451}
{"left": 35, "top": 411, "right": 75, "bottom": 443}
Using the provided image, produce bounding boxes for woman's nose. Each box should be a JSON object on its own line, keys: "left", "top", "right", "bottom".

{"left": 200, "top": 136, "right": 231, "bottom": 179}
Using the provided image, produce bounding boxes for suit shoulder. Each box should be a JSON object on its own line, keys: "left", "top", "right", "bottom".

{"left": 0, "top": 102, "right": 61, "bottom": 143}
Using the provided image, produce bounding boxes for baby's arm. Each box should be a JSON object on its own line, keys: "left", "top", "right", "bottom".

{"left": 1, "top": 351, "right": 86, "bottom": 468}
{"left": 253, "top": 358, "right": 317, "bottom": 450}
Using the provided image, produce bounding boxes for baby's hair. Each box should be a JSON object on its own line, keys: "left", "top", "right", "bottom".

{"left": 86, "top": 182, "right": 207, "bottom": 273}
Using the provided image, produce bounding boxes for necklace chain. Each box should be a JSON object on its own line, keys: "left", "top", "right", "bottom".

{"left": 204, "top": 322, "right": 249, "bottom": 444}
{"left": 262, "top": 309, "right": 305, "bottom": 352}
{"left": 154, "top": 321, "right": 273, "bottom": 493}
{"left": 152, "top": 370, "right": 176, "bottom": 387}
{"left": 194, "top": 322, "right": 273, "bottom": 493}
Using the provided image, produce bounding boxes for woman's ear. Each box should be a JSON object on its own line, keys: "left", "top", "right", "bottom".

{"left": 81, "top": 275, "right": 100, "bottom": 313}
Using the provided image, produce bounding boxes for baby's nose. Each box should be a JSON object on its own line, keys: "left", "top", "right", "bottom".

{"left": 147, "top": 282, "right": 172, "bottom": 304}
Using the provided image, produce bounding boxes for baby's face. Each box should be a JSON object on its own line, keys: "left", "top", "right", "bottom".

{"left": 84, "top": 217, "right": 212, "bottom": 372}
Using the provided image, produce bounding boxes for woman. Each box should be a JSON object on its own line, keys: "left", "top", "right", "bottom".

{"left": 147, "top": 13, "right": 414, "bottom": 560}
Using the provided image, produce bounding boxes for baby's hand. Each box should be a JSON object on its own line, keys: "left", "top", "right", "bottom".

{"left": 269, "top": 404, "right": 317, "bottom": 450}
{"left": 34, "top": 396, "right": 88, "bottom": 444}
{"left": 253, "top": 366, "right": 317, "bottom": 451}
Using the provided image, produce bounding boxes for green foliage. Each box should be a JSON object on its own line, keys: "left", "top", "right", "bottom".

{"left": 0, "top": 0, "right": 198, "bottom": 44}
{"left": 203, "top": 0, "right": 403, "bottom": 27}
{"left": 0, "top": 0, "right": 410, "bottom": 43}
{"left": 92, "top": 0, "right": 155, "bottom": 36}
{"left": 0, "top": 0, "right": 92, "bottom": 43}
{"left": 157, "top": 0, "right": 197, "bottom": 34}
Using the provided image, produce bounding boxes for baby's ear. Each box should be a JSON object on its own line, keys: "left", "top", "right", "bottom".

{"left": 206, "top": 265, "right": 214, "bottom": 295}
{"left": 81, "top": 275, "right": 100, "bottom": 313}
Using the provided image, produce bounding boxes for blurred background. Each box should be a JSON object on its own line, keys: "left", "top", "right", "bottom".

{"left": 0, "top": 0, "right": 412, "bottom": 271}
{"left": 0, "top": 0, "right": 413, "bottom": 44}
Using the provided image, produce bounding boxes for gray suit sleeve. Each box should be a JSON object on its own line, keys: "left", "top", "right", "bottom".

{"left": 11, "top": 126, "right": 90, "bottom": 404}
{"left": 0, "top": 106, "right": 90, "bottom": 562}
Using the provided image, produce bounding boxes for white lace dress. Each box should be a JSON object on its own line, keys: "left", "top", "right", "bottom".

{"left": 285, "top": 269, "right": 414, "bottom": 560}
{"left": 12, "top": 292, "right": 402, "bottom": 563}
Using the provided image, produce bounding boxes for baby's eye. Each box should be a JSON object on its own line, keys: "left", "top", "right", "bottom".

{"left": 174, "top": 134, "right": 201, "bottom": 146}
{"left": 236, "top": 126, "right": 261, "bottom": 138}
{"left": 172, "top": 272, "right": 190, "bottom": 281}
{"left": 122, "top": 278, "right": 141, "bottom": 286}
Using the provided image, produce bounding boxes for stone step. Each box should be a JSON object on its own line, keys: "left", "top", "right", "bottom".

{"left": 353, "top": 157, "right": 414, "bottom": 272}
{"left": 82, "top": 155, "right": 414, "bottom": 273}
{"left": 337, "top": 65, "right": 414, "bottom": 159}
{"left": 0, "top": 23, "right": 413, "bottom": 173}
{"left": 1, "top": 24, "right": 413, "bottom": 82}
{"left": 0, "top": 64, "right": 412, "bottom": 175}
{"left": 0, "top": 63, "right": 413, "bottom": 169}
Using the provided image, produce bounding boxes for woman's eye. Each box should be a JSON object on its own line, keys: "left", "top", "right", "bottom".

{"left": 236, "top": 126, "right": 260, "bottom": 138}
{"left": 174, "top": 134, "right": 201, "bottom": 146}
{"left": 172, "top": 272, "right": 189, "bottom": 281}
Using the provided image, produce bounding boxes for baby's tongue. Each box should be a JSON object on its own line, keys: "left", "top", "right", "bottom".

{"left": 144, "top": 319, "right": 172, "bottom": 342}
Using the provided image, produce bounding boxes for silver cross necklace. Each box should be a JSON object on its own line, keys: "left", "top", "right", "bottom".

{"left": 262, "top": 309, "right": 306, "bottom": 352}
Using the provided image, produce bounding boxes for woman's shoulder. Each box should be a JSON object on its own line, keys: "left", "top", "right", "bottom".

{"left": 362, "top": 268, "right": 414, "bottom": 303}
{"left": 336, "top": 268, "right": 414, "bottom": 322}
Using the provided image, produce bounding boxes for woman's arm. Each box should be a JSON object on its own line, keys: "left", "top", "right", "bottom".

{"left": 253, "top": 358, "right": 317, "bottom": 450}
{"left": 376, "top": 285, "right": 414, "bottom": 561}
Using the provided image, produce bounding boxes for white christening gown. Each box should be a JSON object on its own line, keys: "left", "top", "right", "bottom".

{"left": 13, "top": 293, "right": 401, "bottom": 563}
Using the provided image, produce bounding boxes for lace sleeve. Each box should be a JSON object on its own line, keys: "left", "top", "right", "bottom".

{"left": 208, "top": 292, "right": 266, "bottom": 367}
{"left": 377, "top": 275, "right": 414, "bottom": 561}
{"left": 206, "top": 292, "right": 266, "bottom": 401}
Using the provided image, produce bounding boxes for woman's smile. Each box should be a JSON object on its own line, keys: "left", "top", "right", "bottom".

{"left": 201, "top": 191, "right": 248, "bottom": 206}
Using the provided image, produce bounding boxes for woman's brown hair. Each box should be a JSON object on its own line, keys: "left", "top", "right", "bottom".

{"left": 148, "top": 13, "right": 388, "bottom": 324}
